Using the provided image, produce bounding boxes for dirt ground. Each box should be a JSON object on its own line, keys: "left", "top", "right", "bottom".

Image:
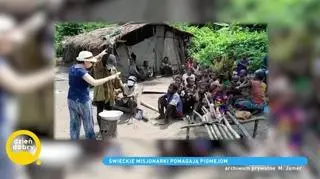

{"left": 54, "top": 67, "right": 268, "bottom": 140}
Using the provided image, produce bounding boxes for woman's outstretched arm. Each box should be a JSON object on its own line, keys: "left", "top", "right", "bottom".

{"left": 82, "top": 72, "right": 121, "bottom": 87}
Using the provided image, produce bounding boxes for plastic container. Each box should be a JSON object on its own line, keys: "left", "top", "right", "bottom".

{"left": 99, "top": 110, "right": 123, "bottom": 138}
{"left": 99, "top": 110, "right": 123, "bottom": 121}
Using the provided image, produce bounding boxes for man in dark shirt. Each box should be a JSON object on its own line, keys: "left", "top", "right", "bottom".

{"left": 93, "top": 53, "right": 122, "bottom": 131}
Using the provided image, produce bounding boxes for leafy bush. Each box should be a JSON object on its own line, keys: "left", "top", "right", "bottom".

{"left": 173, "top": 23, "right": 268, "bottom": 73}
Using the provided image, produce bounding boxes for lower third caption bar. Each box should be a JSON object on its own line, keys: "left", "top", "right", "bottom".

{"left": 102, "top": 157, "right": 308, "bottom": 166}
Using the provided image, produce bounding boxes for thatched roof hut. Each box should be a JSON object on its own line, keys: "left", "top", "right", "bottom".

{"left": 62, "top": 22, "right": 193, "bottom": 77}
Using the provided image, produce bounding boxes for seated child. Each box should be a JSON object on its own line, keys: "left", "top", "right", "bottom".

{"left": 156, "top": 83, "right": 183, "bottom": 124}
{"left": 227, "top": 74, "right": 242, "bottom": 105}
{"left": 210, "top": 80, "right": 221, "bottom": 97}
{"left": 181, "top": 76, "right": 197, "bottom": 114}
{"left": 239, "top": 69, "right": 248, "bottom": 83}
{"left": 194, "top": 82, "right": 211, "bottom": 115}
{"left": 173, "top": 75, "right": 184, "bottom": 95}
{"left": 236, "top": 56, "right": 249, "bottom": 75}
{"left": 231, "top": 74, "right": 241, "bottom": 87}
{"left": 208, "top": 71, "right": 217, "bottom": 84}
{"left": 212, "top": 84, "right": 228, "bottom": 114}
{"left": 200, "top": 69, "right": 210, "bottom": 83}
{"left": 238, "top": 69, "right": 250, "bottom": 98}
{"left": 182, "top": 68, "right": 195, "bottom": 86}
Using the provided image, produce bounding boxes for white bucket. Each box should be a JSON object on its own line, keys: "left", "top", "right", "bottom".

{"left": 99, "top": 110, "right": 123, "bottom": 138}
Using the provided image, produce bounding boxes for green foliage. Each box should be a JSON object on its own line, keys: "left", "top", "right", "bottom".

{"left": 55, "top": 22, "right": 110, "bottom": 57}
{"left": 219, "top": 0, "right": 314, "bottom": 29}
{"left": 219, "top": 0, "right": 320, "bottom": 62}
{"left": 173, "top": 23, "right": 267, "bottom": 73}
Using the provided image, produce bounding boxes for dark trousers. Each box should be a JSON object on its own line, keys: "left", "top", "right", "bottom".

{"left": 160, "top": 66, "right": 173, "bottom": 76}
{"left": 158, "top": 95, "right": 177, "bottom": 122}
{"left": 96, "top": 101, "right": 112, "bottom": 131}
{"left": 182, "top": 96, "right": 195, "bottom": 115}
{"left": 115, "top": 98, "right": 138, "bottom": 116}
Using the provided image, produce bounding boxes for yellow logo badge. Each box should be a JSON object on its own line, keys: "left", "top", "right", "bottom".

{"left": 6, "top": 130, "right": 41, "bottom": 165}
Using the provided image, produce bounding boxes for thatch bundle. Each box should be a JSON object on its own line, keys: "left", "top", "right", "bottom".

{"left": 62, "top": 25, "right": 120, "bottom": 63}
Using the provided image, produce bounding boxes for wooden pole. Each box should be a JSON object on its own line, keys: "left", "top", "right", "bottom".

{"left": 141, "top": 100, "right": 159, "bottom": 113}
{"left": 193, "top": 110, "right": 215, "bottom": 140}
{"left": 226, "top": 112, "right": 250, "bottom": 139}
{"left": 217, "top": 124, "right": 229, "bottom": 139}
{"left": 203, "top": 115, "right": 218, "bottom": 139}
{"left": 223, "top": 116, "right": 240, "bottom": 139}
{"left": 212, "top": 123, "right": 223, "bottom": 140}
{"left": 204, "top": 94, "right": 217, "bottom": 116}
{"left": 202, "top": 102, "right": 221, "bottom": 139}
{"left": 219, "top": 124, "right": 234, "bottom": 140}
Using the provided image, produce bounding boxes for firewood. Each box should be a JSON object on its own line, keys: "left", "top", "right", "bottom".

{"left": 217, "top": 124, "right": 229, "bottom": 139}
{"left": 219, "top": 124, "right": 234, "bottom": 140}
{"left": 204, "top": 94, "right": 217, "bottom": 117}
{"left": 193, "top": 111, "right": 215, "bottom": 140}
{"left": 223, "top": 116, "right": 240, "bottom": 139}
{"left": 212, "top": 124, "right": 223, "bottom": 140}
{"left": 203, "top": 115, "right": 218, "bottom": 139}
{"left": 141, "top": 100, "right": 159, "bottom": 113}
{"left": 227, "top": 112, "right": 251, "bottom": 139}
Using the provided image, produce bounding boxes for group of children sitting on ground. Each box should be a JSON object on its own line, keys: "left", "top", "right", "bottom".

{"left": 155, "top": 57, "right": 267, "bottom": 125}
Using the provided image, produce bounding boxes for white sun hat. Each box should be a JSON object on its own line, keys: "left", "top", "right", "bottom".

{"left": 76, "top": 51, "right": 97, "bottom": 62}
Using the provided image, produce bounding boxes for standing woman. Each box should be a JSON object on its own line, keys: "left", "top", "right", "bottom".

{"left": 68, "top": 50, "right": 120, "bottom": 140}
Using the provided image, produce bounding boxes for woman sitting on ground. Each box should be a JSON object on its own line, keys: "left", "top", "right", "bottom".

{"left": 234, "top": 70, "right": 267, "bottom": 113}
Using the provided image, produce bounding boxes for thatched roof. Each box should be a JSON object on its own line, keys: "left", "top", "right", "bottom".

{"left": 62, "top": 22, "right": 192, "bottom": 50}
{"left": 62, "top": 24, "right": 119, "bottom": 50}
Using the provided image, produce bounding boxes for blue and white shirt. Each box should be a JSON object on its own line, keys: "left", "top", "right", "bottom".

{"left": 166, "top": 93, "right": 183, "bottom": 114}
